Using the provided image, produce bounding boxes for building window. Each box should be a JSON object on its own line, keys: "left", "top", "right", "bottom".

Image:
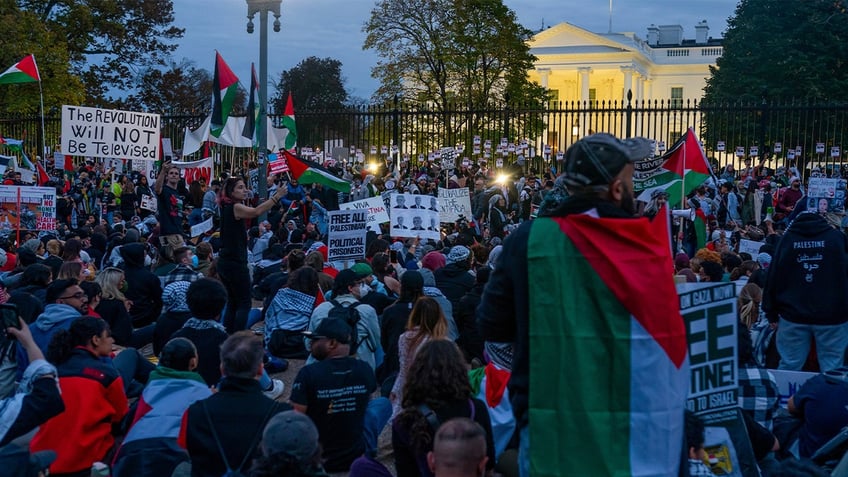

{"left": 669, "top": 131, "right": 682, "bottom": 147}
{"left": 548, "top": 89, "right": 559, "bottom": 109}
{"left": 588, "top": 88, "right": 597, "bottom": 108}
{"left": 670, "top": 87, "right": 683, "bottom": 108}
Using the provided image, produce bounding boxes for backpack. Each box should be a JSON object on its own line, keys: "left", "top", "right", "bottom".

{"left": 327, "top": 299, "right": 374, "bottom": 356}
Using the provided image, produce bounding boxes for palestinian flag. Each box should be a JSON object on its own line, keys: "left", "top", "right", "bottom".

{"left": 0, "top": 55, "right": 40, "bottom": 84}
{"left": 0, "top": 136, "right": 23, "bottom": 151}
{"left": 281, "top": 91, "right": 297, "bottom": 151}
{"left": 281, "top": 150, "right": 350, "bottom": 193}
{"left": 527, "top": 208, "right": 688, "bottom": 476}
{"left": 210, "top": 52, "right": 238, "bottom": 138}
{"left": 635, "top": 128, "right": 713, "bottom": 207}
{"left": 241, "top": 63, "right": 259, "bottom": 148}
{"left": 693, "top": 207, "right": 708, "bottom": 251}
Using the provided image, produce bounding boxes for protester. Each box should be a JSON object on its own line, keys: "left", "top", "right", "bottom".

{"left": 217, "top": 177, "right": 286, "bottom": 333}
{"left": 427, "top": 418, "right": 490, "bottom": 477}
{"left": 178, "top": 331, "right": 291, "bottom": 476}
{"left": 380, "top": 270, "right": 425, "bottom": 384}
{"left": 477, "top": 133, "right": 688, "bottom": 476}
{"left": 31, "top": 317, "right": 128, "bottom": 475}
{"left": 154, "top": 161, "right": 186, "bottom": 260}
{"left": 249, "top": 410, "right": 329, "bottom": 477}
{"left": 265, "top": 266, "right": 320, "bottom": 359}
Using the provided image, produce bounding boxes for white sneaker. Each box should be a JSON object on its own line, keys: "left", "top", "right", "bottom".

{"left": 263, "top": 379, "right": 285, "bottom": 400}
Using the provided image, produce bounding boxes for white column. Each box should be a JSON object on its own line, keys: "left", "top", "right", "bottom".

{"left": 644, "top": 77, "right": 653, "bottom": 102}
{"left": 636, "top": 74, "right": 644, "bottom": 103}
{"left": 537, "top": 68, "right": 551, "bottom": 89}
{"left": 578, "top": 67, "right": 592, "bottom": 105}
{"left": 620, "top": 65, "right": 634, "bottom": 102}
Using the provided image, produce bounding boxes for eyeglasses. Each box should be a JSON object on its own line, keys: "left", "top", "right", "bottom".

{"left": 59, "top": 291, "right": 86, "bottom": 300}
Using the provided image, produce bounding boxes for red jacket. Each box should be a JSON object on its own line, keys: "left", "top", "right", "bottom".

{"left": 30, "top": 348, "right": 127, "bottom": 474}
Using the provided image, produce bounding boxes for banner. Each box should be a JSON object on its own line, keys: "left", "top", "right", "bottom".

{"left": 61, "top": 105, "right": 160, "bottom": 161}
{"left": 437, "top": 187, "right": 473, "bottom": 223}
{"left": 806, "top": 177, "right": 847, "bottom": 214}
{"left": 172, "top": 156, "right": 214, "bottom": 185}
{"left": 190, "top": 216, "right": 213, "bottom": 238}
{"left": 268, "top": 153, "right": 289, "bottom": 174}
{"left": 327, "top": 209, "right": 367, "bottom": 262}
{"left": 678, "top": 282, "right": 758, "bottom": 477}
{"left": 390, "top": 193, "right": 440, "bottom": 241}
{"left": 0, "top": 185, "right": 57, "bottom": 233}
{"left": 340, "top": 196, "right": 389, "bottom": 232}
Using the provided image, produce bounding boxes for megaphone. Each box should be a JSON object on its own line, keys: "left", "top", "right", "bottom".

{"left": 672, "top": 209, "right": 696, "bottom": 221}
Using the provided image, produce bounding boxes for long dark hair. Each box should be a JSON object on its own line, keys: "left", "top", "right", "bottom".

{"left": 287, "top": 267, "right": 319, "bottom": 297}
{"left": 398, "top": 339, "right": 471, "bottom": 451}
{"left": 47, "top": 317, "right": 110, "bottom": 364}
{"left": 219, "top": 177, "right": 244, "bottom": 206}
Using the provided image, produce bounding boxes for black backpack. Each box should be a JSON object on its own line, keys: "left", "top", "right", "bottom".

{"left": 327, "top": 299, "right": 374, "bottom": 356}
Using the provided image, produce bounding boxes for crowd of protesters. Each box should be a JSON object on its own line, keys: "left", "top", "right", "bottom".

{"left": 0, "top": 141, "right": 844, "bottom": 477}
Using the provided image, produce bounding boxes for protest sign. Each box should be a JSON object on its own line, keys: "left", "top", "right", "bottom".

{"left": 437, "top": 188, "right": 472, "bottom": 223}
{"left": 190, "top": 216, "right": 213, "bottom": 237}
{"left": 390, "top": 193, "right": 440, "bottom": 241}
{"left": 140, "top": 194, "right": 158, "bottom": 213}
{"left": 737, "top": 239, "right": 762, "bottom": 257}
{"left": 173, "top": 157, "right": 214, "bottom": 185}
{"left": 61, "top": 105, "right": 160, "bottom": 161}
{"left": 327, "top": 209, "right": 367, "bottom": 262}
{"left": 806, "top": 177, "right": 847, "bottom": 214}
{"left": 0, "top": 186, "right": 57, "bottom": 234}
{"left": 269, "top": 153, "right": 289, "bottom": 174}
{"left": 340, "top": 196, "right": 390, "bottom": 232}
{"left": 771, "top": 369, "right": 816, "bottom": 406}
{"left": 678, "top": 282, "right": 758, "bottom": 477}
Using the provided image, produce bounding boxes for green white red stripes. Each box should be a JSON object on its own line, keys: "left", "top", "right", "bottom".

{"left": 527, "top": 212, "right": 688, "bottom": 476}
{"left": 0, "top": 55, "right": 40, "bottom": 84}
{"left": 282, "top": 150, "right": 350, "bottom": 193}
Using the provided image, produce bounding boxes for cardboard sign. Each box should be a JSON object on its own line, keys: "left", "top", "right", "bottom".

{"left": 774, "top": 142, "right": 782, "bottom": 153}
{"left": 717, "top": 141, "right": 726, "bottom": 152}
{"left": 737, "top": 239, "right": 762, "bottom": 257}
{"left": 140, "top": 194, "right": 158, "bottom": 213}
{"left": 61, "top": 105, "right": 160, "bottom": 161}
{"left": 832, "top": 146, "right": 841, "bottom": 158}
{"left": 816, "top": 142, "right": 825, "bottom": 154}
{"left": 807, "top": 177, "right": 847, "bottom": 214}
{"left": 269, "top": 153, "right": 289, "bottom": 174}
{"left": 339, "top": 196, "right": 390, "bottom": 232}
{"left": 327, "top": 209, "right": 367, "bottom": 262}
{"left": 390, "top": 193, "right": 440, "bottom": 241}
{"left": 735, "top": 146, "right": 745, "bottom": 157}
{"left": 438, "top": 188, "right": 473, "bottom": 223}
{"left": 0, "top": 186, "right": 57, "bottom": 232}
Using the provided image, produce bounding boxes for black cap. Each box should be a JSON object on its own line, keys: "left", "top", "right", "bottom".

{"left": 563, "top": 133, "right": 653, "bottom": 188}
{"left": 303, "top": 318, "right": 352, "bottom": 344}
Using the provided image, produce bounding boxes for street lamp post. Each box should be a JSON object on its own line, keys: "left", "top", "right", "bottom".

{"left": 246, "top": 0, "right": 281, "bottom": 219}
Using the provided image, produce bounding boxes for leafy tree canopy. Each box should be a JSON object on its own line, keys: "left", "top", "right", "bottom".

{"left": 704, "top": 0, "right": 848, "bottom": 103}
{"left": 271, "top": 56, "right": 349, "bottom": 112}
{"left": 363, "top": 0, "right": 545, "bottom": 110}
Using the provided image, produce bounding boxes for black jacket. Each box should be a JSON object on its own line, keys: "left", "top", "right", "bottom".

{"left": 434, "top": 264, "right": 475, "bottom": 311}
{"left": 763, "top": 213, "right": 848, "bottom": 325}
{"left": 120, "top": 243, "right": 163, "bottom": 327}
{"left": 477, "top": 196, "right": 633, "bottom": 427}
{"left": 180, "top": 377, "right": 291, "bottom": 476}
{"left": 455, "top": 283, "right": 485, "bottom": 363}
{"left": 378, "top": 300, "right": 414, "bottom": 381}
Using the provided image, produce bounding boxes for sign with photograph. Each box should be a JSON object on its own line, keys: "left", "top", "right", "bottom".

{"left": 390, "top": 193, "right": 440, "bottom": 241}
{"left": 0, "top": 186, "right": 57, "bottom": 233}
{"left": 340, "top": 196, "right": 390, "bottom": 232}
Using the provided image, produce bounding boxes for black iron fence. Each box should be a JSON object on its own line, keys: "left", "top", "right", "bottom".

{"left": 3, "top": 98, "right": 848, "bottom": 177}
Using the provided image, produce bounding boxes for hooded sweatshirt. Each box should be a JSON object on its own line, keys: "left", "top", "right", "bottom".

{"left": 121, "top": 243, "right": 163, "bottom": 327}
{"left": 16, "top": 304, "right": 81, "bottom": 377}
{"left": 762, "top": 212, "right": 848, "bottom": 325}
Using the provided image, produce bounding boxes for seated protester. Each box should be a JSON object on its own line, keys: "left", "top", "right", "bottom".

{"left": 152, "top": 280, "right": 193, "bottom": 356}
{"left": 15, "top": 279, "right": 87, "bottom": 378}
{"left": 79, "top": 281, "right": 102, "bottom": 318}
{"left": 249, "top": 410, "right": 328, "bottom": 477}
{"left": 788, "top": 365, "right": 848, "bottom": 458}
{"left": 737, "top": 320, "right": 779, "bottom": 430}
{"left": 454, "top": 267, "right": 489, "bottom": 365}
{"left": 178, "top": 332, "right": 291, "bottom": 476}
{"left": 352, "top": 262, "right": 395, "bottom": 316}
{"left": 170, "top": 278, "right": 230, "bottom": 387}
{"left": 290, "top": 318, "right": 391, "bottom": 473}
{"left": 0, "top": 318, "right": 64, "bottom": 446}
{"left": 265, "top": 267, "right": 320, "bottom": 359}
{"left": 379, "top": 271, "right": 425, "bottom": 384}
{"left": 698, "top": 260, "right": 725, "bottom": 283}
{"left": 257, "top": 249, "right": 306, "bottom": 321}
{"left": 31, "top": 317, "right": 128, "bottom": 475}
{"left": 5, "top": 288, "right": 44, "bottom": 325}
{"left": 468, "top": 342, "right": 516, "bottom": 461}
{"left": 427, "top": 418, "right": 490, "bottom": 477}
{"left": 161, "top": 246, "right": 203, "bottom": 287}
{"left": 120, "top": 243, "right": 163, "bottom": 328}
{"left": 421, "top": 270, "right": 459, "bottom": 341}
{"left": 15, "top": 263, "right": 53, "bottom": 304}
{"left": 112, "top": 338, "right": 212, "bottom": 477}
{"left": 685, "top": 410, "right": 715, "bottom": 477}
{"left": 251, "top": 244, "right": 287, "bottom": 301}
{"left": 305, "top": 250, "right": 334, "bottom": 293}
{"left": 393, "top": 340, "right": 495, "bottom": 477}
{"left": 172, "top": 278, "right": 284, "bottom": 397}
{"left": 194, "top": 242, "right": 214, "bottom": 277}
{"left": 434, "top": 246, "right": 475, "bottom": 312}
{"left": 308, "top": 269, "right": 381, "bottom": 371}
{"left": 94, "top": 267, "right": 135, "bottom": 347}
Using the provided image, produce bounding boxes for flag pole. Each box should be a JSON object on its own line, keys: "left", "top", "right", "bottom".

{"left": 37, "top": 66, "right": 47, "bottom": 173}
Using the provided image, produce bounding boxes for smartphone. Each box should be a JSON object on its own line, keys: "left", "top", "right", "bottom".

{"left": 390, "top": 250, "right": 398, "bottom": 264}
{"left": 1, "top": 303, "right": 19, "bottom": 336}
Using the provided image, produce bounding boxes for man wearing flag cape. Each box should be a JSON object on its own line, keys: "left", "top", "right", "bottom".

{"left": 477, "top": 133, "right": 689, "bottom": 477}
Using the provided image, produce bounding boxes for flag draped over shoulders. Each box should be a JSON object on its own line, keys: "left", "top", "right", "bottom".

{"left": 527, "top": 210, "right": 688, "bottom": 476}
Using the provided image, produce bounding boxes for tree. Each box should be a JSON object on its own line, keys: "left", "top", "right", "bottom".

{"left": 19, "top": 0, "right": 184, "bottom": 105}
{"left": 0, "top": 3, "right": 85, "bottom": 113}
{"left": 118, "top": 60, "right": 214, "bottom": 114}
{"left": 363, "top": 0, "right": 547, "bottom": 151}
{"left": 271, "top": 56, "right": 349, "bottom": 112}
{"left": 704, "top": 0, "right": 848, "bottom": 103}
